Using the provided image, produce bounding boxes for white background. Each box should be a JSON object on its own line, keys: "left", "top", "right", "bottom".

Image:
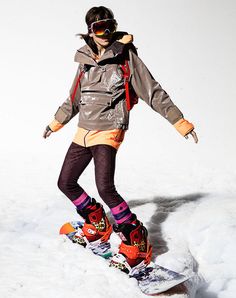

{"left": 1, "top": 1, "right": 236, "bottom": 298}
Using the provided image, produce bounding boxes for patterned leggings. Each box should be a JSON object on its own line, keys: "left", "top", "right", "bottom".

{"left": 57, "top": 142, "right": 125, "bottom": 209}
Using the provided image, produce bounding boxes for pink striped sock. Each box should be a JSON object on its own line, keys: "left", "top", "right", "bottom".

{"left": 111, "top": 201, "right": 132, "bottom": 224}
{"left": 72, "top": 192, "right": 92, "bottom": 211}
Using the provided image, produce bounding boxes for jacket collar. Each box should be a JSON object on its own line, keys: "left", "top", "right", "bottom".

{"left": 74, "top": 45, "right": 118, "bottom": 65}
{"left": 74, "top": 31, "right": 127, "bottom": 65}
{"left": 74, "top": 45, "right": 97, "bottom": 66}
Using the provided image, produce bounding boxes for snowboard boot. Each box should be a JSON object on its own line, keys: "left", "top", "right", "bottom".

{"left": 60, "top": 199, "right": 112, "bottom": 256}
{"left": 110, "top": 215, "right": 152, "bottom": 275}
{"left": 77, "top": 200, "right": 112, "bottom": 243}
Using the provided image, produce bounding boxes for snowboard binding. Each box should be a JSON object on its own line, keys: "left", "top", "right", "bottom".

{"left": 60, "top": 201, "right": 112, "bottom": 258}
{"left": 110, "top": 216, "right": 152, "bottom": 275}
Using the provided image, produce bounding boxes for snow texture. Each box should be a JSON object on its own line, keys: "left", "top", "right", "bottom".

{"left": 1, "top": 1, "right": 236, "bottom": 297}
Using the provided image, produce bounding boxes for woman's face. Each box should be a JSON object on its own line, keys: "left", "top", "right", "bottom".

{"left": 89, "top": 33, "right": 113, "bottom": 49}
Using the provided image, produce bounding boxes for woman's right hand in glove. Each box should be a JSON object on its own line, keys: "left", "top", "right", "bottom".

{"left": 43, "top": 126, "right": 53, "bottom": 139}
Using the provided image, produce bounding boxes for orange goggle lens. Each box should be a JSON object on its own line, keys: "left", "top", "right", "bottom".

{"left": 90, "top": 19, "right": 117, "bottom": 36}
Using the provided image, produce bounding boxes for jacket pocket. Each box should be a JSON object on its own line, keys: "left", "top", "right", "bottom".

{"left": 80, "top": 91, "right": 112, "bottom": 106}
{"left": 79, "top": 91, "right": 114, "bottom": 122}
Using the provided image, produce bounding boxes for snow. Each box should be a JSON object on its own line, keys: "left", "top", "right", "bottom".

{"left": 1, "top": 0, "right": 236, "bottom": 297}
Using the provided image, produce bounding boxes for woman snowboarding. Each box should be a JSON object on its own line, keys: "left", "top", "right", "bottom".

{"left": 43, "top": 6, "right": 198, "bottom": 274}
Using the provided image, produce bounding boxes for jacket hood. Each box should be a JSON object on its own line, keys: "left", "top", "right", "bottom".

{"left": 74, "top": 31, "right": 137, "bottom": 66}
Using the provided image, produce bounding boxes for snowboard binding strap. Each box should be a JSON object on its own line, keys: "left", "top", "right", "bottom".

{"left": 82, "top": 222, "right": 113, "bottom": 243}
{"left": 119, "top": 241, "right": 153, "bottom": 264}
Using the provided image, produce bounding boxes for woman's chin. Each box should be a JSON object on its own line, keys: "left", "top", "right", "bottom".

{"left": 99, "top": 39, "right": 110, "bottom": 46}
{"left": 94, "top": 36, "right": 112, "bottom": 47}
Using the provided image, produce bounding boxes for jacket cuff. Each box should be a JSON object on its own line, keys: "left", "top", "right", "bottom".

{"left": 48, "top": 119, "right": 64, "bottom": 132}
{"left": 173, "top": 118, "right": 194, "bottom": 136}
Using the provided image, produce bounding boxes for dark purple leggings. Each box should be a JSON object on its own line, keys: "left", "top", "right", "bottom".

{"left": 57, "top": 142, "right": 124, "bottom": 209}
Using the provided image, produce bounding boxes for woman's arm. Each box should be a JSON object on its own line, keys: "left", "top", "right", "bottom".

{"left": 129, "top": 51, "right": 197, "bottom": 141}
{"left": 43, "top": 67, "right": 82, "bottom": 137}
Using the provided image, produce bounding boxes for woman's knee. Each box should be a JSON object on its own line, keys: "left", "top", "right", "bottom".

{"left": 57, "top": 175, "right": 67, "bottom": 193}
{"left": 57, "top": 174, "right": 75, "bottom": 195}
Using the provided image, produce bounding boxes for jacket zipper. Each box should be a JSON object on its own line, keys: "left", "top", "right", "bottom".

{"left": 81, "top": 90, "right": 112, "bottom": 95}
{"left": 84, "top": 130, "right": 90, "bottom": 147}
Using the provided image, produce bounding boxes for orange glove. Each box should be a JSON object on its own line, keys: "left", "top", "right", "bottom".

{"left": 174, "top": 118, "right": 198, "bottom": 143}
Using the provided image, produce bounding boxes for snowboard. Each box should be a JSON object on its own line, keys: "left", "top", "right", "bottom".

{"left": 59, "top": 221, "right": 191, "bottom": 296}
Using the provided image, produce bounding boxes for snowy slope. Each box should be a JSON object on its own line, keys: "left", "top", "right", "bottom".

{"left": 1, "top": 1, "right": 236, "bottom": 298}
{"left": 1, "top": 147, "right": 236, "bottom": 298}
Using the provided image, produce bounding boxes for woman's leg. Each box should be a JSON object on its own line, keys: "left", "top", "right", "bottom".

{"left": 57, "top": 142, "right": 93, "bottom": 207}
{"left": 91, "top": 144, "right": 152, "bottom": 269}
{"left": 91, "top": 144, "right": 133, "bottom": 223}
{"left": 58, "top": 142, "right": 112, "bottom": 243}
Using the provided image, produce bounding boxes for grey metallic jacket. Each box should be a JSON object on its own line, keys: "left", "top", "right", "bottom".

{"left": 54, "top": 39, "right": 183, "bottom": 131}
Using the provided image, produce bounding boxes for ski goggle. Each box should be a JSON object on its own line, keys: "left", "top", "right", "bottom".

{"left": 89, "top": 19, "right": 117, "bottom": 36}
